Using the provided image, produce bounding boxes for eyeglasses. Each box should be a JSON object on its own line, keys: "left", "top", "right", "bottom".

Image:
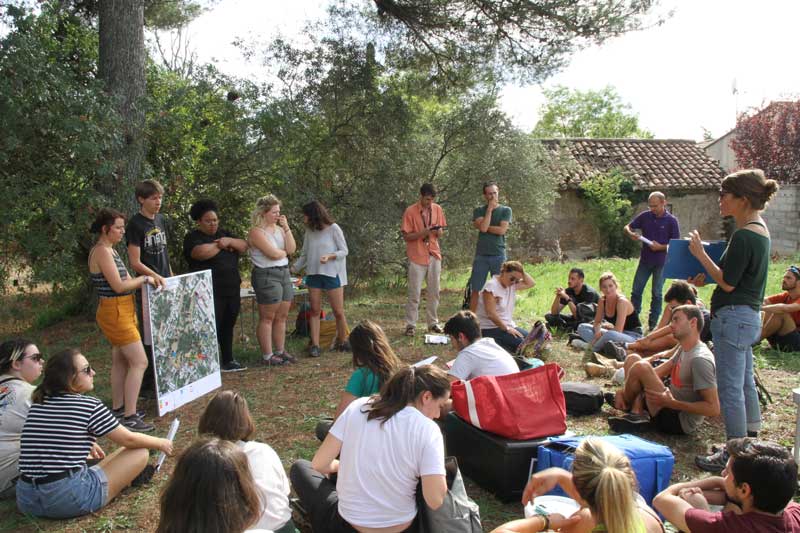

{"left": 21, "top": 353, "right": 45, "bottom": 363}
{"left": 79, "top": 365, "right": 94, "bottom": 375}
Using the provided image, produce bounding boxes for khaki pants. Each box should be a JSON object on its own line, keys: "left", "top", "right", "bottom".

{"left": 405, "top": 257, "right": 441, "bottom": 328}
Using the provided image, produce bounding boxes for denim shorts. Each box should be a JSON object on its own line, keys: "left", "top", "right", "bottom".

{"left": 251, "top": 265, "right": 294, "bottom": 305}
{"left": 16, "top": 464, "right": 109, "bottom": 519}
{"left": 305, "top": 274, "right": 341, "bottom": 290}
{"left": 469, "top": 254, "right": 505, "bottom": 292}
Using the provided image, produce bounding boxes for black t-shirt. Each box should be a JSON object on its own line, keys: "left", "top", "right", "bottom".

{"left": 182, "top": 228, "right": 242, "bottom": 297}
{"left": 560, "top": 284, "right": 600, "bottom": 306}
{"left": 126, "top": 213, "right": 171, "bottom": 277}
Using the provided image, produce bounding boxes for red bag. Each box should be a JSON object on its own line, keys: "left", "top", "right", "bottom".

{"left": 451, "top": 363, "right": 567, "bottom": 440}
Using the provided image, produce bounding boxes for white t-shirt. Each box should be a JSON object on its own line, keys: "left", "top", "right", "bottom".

{"left": 237, "top": 440, "right": 292, "bottom": 531}
{"left": 250, "top": 227, "right": 289, "bottom": 268}
{"left": 330, "top": 397, "right": 445, "bottom": 529}
{"left": 477, "top": 276, "right": 517, "bottom": 329}
{"left": 0, "top": 375, "right": 35, "bottom": 492}
{"left": 448, "top": 338, "right": 519, "bottom": 381}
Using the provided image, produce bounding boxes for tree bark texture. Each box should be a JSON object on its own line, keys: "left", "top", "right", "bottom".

{"left": 98, "top": 0, "right": 146, "bottom": 214}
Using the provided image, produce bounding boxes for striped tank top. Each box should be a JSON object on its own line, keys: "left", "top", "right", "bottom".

{"left": 90, "top": 251, "right": 132, "bottom": 297}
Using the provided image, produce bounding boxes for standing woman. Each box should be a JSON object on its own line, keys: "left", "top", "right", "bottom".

{"left": 0, "top": 339, "right": 44, "bottom": 500}
{"left": 88, "top": 208, "right": 159, "bottom": 432}
{"left": 184, "top": 199, "right": 249, "bottom": 373}
{"left": 576, "top": 272, "right": 643, "bottom": 351}
{"left": 249, "top": 195, "right": 297, "bottom": 367}
{"left": 688, "top": 169, "right": 778, "bottom": 472}
{"left": 293, "top": 200, "right": 350, "bottom": 358}
{"left": 16, "top": 349, "right": 172, "bottom": 519}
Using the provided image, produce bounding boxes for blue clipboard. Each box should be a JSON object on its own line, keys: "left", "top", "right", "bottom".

{"left": 663, "top": 239, "right": 727, "bottom": 282}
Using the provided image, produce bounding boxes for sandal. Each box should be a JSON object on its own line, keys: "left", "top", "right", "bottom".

{"left": 262, "top": 354, "right": 287, "bottom": 366}
{"left": 275, "top": 351, "right": 298, "bottom": 364}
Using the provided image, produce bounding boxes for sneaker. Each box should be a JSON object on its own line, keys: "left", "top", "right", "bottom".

{"left": 111, "top": 406, "right": 146, "bottom": 419}
{"left": 602, "top": 341, "right": 627, "bottom": 362}
{"left": 404, "top": 325, "right": 416, "bottom": 336}
{"left": 308, "top": 345, "right": 321, "bottom": 358}
{"left": 608, "top": 413, "right": 652, "bottom": 433}
{"left": 428, "top": 324, "right": 444, "bottom": 334}
{"left": 121, "top": 414, "right": 155, "bottom": 433}
{"left": 585, "top": 362, "right": 613, "bottom": 378}
{"left": 222, "top": 360, "right": 247, "bottom": 372}
{"left": 334, "top": 340, "right": 352, "bottom": 352}
{"left": 571, "top": 339, "right": 590, "bottom": 350}
{"left": 567, "top": 333, "right": 582, "bottom": 344}
{"left": 695, "top": 447, "right": 729, "bottom": 473}
{"left": 276, "top": 351, "right": 297, "bottom": 364}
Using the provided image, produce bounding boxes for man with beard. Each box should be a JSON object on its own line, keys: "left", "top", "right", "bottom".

{"left": 654, "top": 438, "right": 800, "bottom": 532}
{"left": 607, "top": 305, "right": 719, "bottom": 435}
{"left": 759, "top": 265, "right": 800, "bottom": 352}
{"left": 544, "top": 268, "right": 599, "bottom": 331}
{"left": 443, "top": 310, "right": 518, "bottom": 382}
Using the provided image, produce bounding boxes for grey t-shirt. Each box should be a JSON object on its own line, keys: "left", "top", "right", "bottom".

{"left": 668, "top": 342, "right": 716, "bottom": 434}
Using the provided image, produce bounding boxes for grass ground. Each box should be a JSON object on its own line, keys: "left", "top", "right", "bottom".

{"left": 1, "top": 257, "right": 798, "bottom": 532}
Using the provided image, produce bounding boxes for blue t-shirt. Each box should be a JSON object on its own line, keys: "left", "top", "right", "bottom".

{"left": 473, "top": 205, "right": 512, "bottom": 256}
{"left": 344, "top": 367, "right": 381, "bottom": 397}
{"left": 629, "top": 210, "right": 680, "bottom": 267}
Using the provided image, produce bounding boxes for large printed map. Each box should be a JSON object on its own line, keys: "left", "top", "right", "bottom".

{"left": 143, "top": 270, "right": 221, "bottom": 416}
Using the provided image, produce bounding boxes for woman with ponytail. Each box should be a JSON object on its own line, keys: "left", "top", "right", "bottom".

{"left": 492, "top": 439, "right": 664, "bottom": 533}
{"left": 687, "top": 169, "right": 779, "bottom": 472}
{"left": 291, "top": 365, "right": 450, "bottom": 533}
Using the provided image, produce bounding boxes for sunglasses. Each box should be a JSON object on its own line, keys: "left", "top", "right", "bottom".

{"left": 509, "top": 275, "right": 522, "bottom": 283}
{"left": 21, "top": 353, "right": 45, "bottom": 363}
{"left": 79, "top": 365, "right": 94, "bottom": 375}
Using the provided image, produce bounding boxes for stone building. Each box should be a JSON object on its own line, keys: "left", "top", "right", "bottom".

{"left": 537, "top": 138, "right": 726, "bottom": 260}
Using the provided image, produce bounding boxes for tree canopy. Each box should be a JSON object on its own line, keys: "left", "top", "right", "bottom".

{"left": 730, "top": 100, "right": 800, "bottom": 184}
{"left": 532, "top": 85, "right": 653, "bottom": 139}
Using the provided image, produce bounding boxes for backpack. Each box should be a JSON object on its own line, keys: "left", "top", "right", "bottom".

{"left": 517, "top": 320, "right": 552, "bottom": 359}
{"left": 561, "top": 382, "right": 604, "bottom": 416}
{"left": 293, "top": 303, "right": 325, "bottom": 337}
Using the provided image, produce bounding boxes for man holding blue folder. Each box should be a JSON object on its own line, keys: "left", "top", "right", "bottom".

{"left": 624, "top": 192, "right": 680, "bottom": 331}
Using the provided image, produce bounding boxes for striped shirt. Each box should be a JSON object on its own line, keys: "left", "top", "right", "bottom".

{"left": 90, "top": 252, "right": 132, "bottom": 298}
{"left": 19, "top": 394, "right": 119, "bottom": 478}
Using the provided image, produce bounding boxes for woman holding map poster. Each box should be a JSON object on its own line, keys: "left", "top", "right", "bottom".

{"left": 249, "top": 194, "right": 298, "bottom": 367}
{"left": 293, "top": 200, "right": 351, "bottom": 358}
{"left": 88, "top": 208, "right": 159, "bottom": 433}
{"left": 184, "top": 199, "right": 249, "bottom": 373}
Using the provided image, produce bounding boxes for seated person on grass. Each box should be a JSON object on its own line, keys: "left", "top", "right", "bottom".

{"left": 653, "top": 437, "right": 800, "bottom": 532}
{"left": 598, "top": 280, "right": 711, "bottom": 362}
{"left": 444, "top": 310, "right": 519, "bottom": 382}
{"left": 544, "top": 267, "right": 599, "bottom": 332}
{"left": 759, "top": 265, "right": 800, "bottom": 353}
{"left": 475, "top": 260, "right": 536, "bottom": 354}
{"left": 607, "top": 305, "right": 720, "bottom": 435}
{"left": 574, "top": 272, "right": 643, "bottom": 351}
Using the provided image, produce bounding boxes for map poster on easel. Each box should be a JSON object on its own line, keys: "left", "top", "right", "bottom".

{"left": 142, "top": 270, "right": 221, "bottom": 416}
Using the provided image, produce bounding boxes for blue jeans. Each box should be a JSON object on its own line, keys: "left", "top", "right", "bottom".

{"left": 469, "top": 254, "right": 505, "bottom": 292}
{"left": 576, "top": 322, "right": 642, "bottom": 350}
{"left": 16, "top": 464, "right": 108, "bottom": 519}
{"left": 630, "top": 262, "right": 665, "bottom": 330}
{"left": 482, "top": 326, "right": 528, "bottom": 354}
{"left": 710, "top": 305, "right": 762, "bottom": 439}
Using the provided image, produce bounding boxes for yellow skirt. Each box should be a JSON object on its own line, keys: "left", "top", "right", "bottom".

{"left": 96, "top": 294, "right": 140, "bottom": 346}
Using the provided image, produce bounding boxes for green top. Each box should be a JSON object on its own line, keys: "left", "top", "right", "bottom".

{"left": 473, "top": 205, "right": 513, "bottom": 256}
{"left": 710, "top": 227, "right": 771, "bottom": 313}
{"left": 344, "top": 367, "right": 381, "bottom": 397}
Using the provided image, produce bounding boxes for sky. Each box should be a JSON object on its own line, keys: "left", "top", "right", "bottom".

{"left": 185, "top": 0, "right": 800, "bottom": 141}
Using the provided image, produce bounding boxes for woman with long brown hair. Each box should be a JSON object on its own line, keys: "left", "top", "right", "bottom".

{"left": 291, "top": 365, "right": 450, "bottom": 533}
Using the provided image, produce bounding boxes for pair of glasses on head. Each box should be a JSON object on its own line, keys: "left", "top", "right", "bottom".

{"left": 789, "top": 265, "right": 800, "bottom": 277}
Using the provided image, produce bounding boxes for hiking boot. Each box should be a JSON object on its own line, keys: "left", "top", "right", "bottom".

{"left": 602, "top": 341, "right": 627, "bottom": 362}
{"left": 121, "top": 414, "right": 155, "bottom": 433}
{"left": 308, "top": 345, "right": 321, "bottom": 358}
{"left": 695, "top": 447, "right": 729, "bottom": 474}
{"left": 428, "top": 324, "right": 444, "bottom": 334}
{"left": 593, "top": 352, "right": 621, "bottom": 369}
{"left": 222, "top": 360, "right": 247, "bottom": 372}
{"left": 608, "top": 413, "right": 652, "bottom": 434}
{"left": 585, "top": 362, "right": 613, "bottom": 378}
{"left": 404, "top": 325, "right": 416, "bottom": 336}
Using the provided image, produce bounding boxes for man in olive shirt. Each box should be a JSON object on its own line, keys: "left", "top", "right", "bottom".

{"left": 468, "top": 181, "right": 512, "bottom": 311}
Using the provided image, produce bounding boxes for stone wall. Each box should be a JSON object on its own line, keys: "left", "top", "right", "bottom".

{"left": 632, "top": 190, "right": 724, "bottom": 240}
{"left": 762, "top": 184, "right": 800, "bottom": 255}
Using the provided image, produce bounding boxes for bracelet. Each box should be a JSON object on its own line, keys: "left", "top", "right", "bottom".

{"left": 541, "top": 514, "right": 550, "bottom": 530}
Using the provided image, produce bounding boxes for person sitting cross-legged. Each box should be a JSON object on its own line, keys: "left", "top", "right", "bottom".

{"left": 443, "top": 310, "right": 519, "bottom": 382}
{"left": 607, "top": 305, "right": 720, "bottom": 435}
{"left": 653, "top": 437, "right": 800, "bottom": 532}
{"left": 544, "top": 267, "right": 599, "bottom": 332}
{"left": 758, "top": 265, "right": 800, "bottom": 353}
{"left": 574, "top": 272, "right": 643, "bottom": 351}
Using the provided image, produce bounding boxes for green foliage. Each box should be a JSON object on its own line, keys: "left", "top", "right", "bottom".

{"left": 532, "top": 85, "right": 653, "bottom": 139}
{"left": 578, "top": 169, "right": 639, "bottom": 257}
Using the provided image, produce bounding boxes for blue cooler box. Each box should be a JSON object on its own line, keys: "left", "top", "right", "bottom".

{"left": 536, "top": 434, "right": 674, "bottom": 506}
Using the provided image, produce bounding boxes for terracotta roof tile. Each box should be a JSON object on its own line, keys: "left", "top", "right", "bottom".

{"left": 541, "top": 139, "right": 725, "bottom": 190}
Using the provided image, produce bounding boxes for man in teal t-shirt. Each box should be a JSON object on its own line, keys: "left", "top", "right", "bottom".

{"left": 468, "top": 181, "right": 512, "bottom": 311}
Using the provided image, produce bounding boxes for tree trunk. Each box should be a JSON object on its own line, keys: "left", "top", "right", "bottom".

{"left": 98, "top": 0, "right": 146, "bottom": 215}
